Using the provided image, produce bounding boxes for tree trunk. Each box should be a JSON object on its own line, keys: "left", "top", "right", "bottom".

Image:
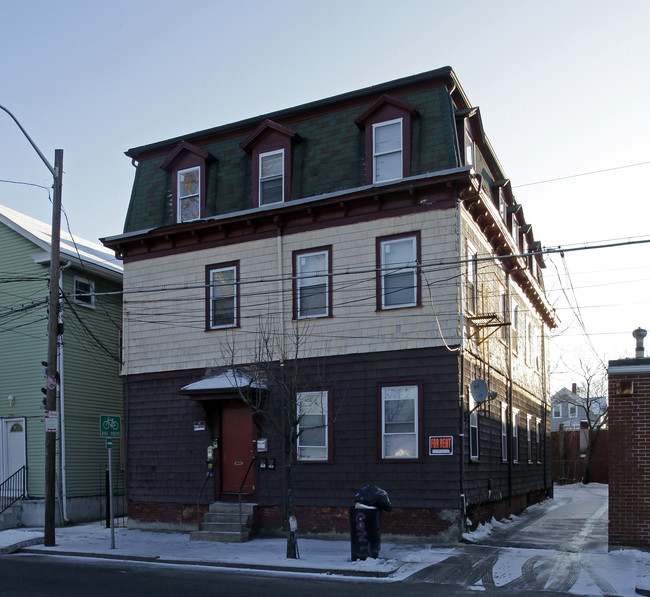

{"left": 285, "top": 447, "right": 297, "bottom": 558}
{"left": 582, "top": 430, "right": 593, "bottom": 484}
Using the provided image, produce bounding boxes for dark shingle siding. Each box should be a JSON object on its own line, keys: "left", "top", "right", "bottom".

{"left": 123, "top": 81, "right": 462, "bottom": 234}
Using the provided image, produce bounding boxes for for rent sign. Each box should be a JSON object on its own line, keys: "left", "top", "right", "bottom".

{"left": 429, "top": 435, "right": 453, "bottom": 456}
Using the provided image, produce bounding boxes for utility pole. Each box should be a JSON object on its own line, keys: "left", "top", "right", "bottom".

{"left": 0, "top": 104, "right": 62, "bottom": 547}
{"left": 44, "top": 149, "right": 63, "bottom": 546}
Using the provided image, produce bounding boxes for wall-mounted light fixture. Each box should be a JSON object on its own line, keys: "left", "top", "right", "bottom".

{"left": 8, "top": 394, "right": 15, "bottom": 405}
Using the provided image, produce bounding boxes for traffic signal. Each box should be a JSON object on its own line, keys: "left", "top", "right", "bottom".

{"left": 41, "top": 361, "right": 60, "bottom": 406}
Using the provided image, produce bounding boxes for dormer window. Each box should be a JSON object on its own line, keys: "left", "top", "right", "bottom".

{"left": 499, "top": 188, "right": 507, "bottom": 222}
{"left": 512, "top": 218, "right": 520, "bottom": 250}
{"left": 178, "top": 167, "right": 200, "bottom": 222}
{"left": 355, "top": 95, "right": 417, "bottom": 186}
{"left": 240, "top": 120, "right": 298, "bottom": 208}
{"left": 464, "top": 125, "right": 475, "bottom": 167}
{"left": 373, "top": 119, "right": 403, "bottom": 183}
{"left": 259, "top": 149, "right": 284, "bottom": 205}
{"left": 160, "top": 142, "right": 210, "bottom": 224}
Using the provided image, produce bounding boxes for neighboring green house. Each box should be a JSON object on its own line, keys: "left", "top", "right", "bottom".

{"left": 0, "top": 204, "right": 123, "bottom": 528}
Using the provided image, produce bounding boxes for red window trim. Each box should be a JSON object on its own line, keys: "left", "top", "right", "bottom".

{"left": 160, "top": 141, "right": 210, "bottom": 223}
{"left": 375, "top": 231, "right": 422, "bottom": 311}
{"left": 355, "top": 94, "right": 417, "bottom": 185}
{"left": 377, "top": 380, "right": 423, "bottom": 462}
{"left": 204, "top": 260, "right": 240, "bottom": 331}
{"left": 240, "top": 120, "right": 298, "bottom": 208}
{"left": 291, "top": 245, "right": 333, "bottom": 320}
{"left": 295, "top": 387, "right": 334, "bottom": 464}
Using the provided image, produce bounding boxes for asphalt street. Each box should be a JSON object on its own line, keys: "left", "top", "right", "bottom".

{"left": 0, "top": 554, "right": 571, "bottom": 597}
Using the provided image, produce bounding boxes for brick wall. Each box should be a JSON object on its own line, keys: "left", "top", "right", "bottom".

{"left": 608, "top": 359, "right": 650, "bottom": 548}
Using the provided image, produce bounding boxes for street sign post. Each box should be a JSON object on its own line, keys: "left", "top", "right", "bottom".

{"left": 100, "top": 415, "right": 121, "bottom": 549}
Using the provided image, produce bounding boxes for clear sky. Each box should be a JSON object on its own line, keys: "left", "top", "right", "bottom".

{"left": 1, "top": 0, "right": 649, "bottom": 392}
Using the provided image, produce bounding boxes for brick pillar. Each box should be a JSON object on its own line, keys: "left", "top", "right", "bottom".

{"left": 608, "top": 358, "right": 650, "bottom": 548}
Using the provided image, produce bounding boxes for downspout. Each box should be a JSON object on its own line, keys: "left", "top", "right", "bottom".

{"left": 58, "top": 261, "right": 72, "bottom": 523}
{"left": 276, "top": 222, "right": 288, "bottom": 523}
{"left": 276, "top": 222, "right": 285, "bottom": 352}
{"left": 506, "top": 273, "right": 513, "bottom": 504}
{"left": 457, "top": 196, "right": 466, "bottom": 522}
{"left": 541, "top": 325, "right": 549, "bottom": 496}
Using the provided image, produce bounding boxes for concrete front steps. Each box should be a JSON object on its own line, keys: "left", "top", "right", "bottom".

{"left": 190, "top": 501, "right": 255, "bottom": 543}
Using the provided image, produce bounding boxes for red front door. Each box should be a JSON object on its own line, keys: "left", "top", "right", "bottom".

{"left": 221, "top": 402, "right": 254, "bottom": 493}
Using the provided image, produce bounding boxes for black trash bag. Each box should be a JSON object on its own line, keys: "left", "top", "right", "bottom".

{"left": 355, "top": 485, "right": 392, "bottom": 512}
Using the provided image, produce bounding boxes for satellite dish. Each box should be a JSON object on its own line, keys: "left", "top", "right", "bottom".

{"left": 470, "top": 379, "right": 489, "bottom": 403}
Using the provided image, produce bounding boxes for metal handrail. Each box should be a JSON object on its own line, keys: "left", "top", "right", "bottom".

{"left": 0, "top": 466, "right": 26, "bottom": 516}
{"left": 238, "top": 456, "right": 257, "bottom": 530}
{"left": 196, "top": 463, "right": 214, "bottom": 531}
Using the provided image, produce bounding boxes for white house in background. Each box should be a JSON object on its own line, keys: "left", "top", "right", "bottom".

{"left": 551, "top": 386, "right": 607, "bottom": 431}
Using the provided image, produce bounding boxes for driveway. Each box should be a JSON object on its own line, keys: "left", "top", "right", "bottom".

{"left": 404, "top": 483, "right": 637, "bottom": 595}
{"left": 477, "top": 482, "right": 608, "bottom": 553}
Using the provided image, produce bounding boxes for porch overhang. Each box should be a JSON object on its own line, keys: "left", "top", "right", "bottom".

{"left": 179, "top": 369, "right": 266, "bottom": 400}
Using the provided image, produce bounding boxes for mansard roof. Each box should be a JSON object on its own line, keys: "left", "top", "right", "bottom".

{"left": 239, "top": 119, "right": 299, "bottom": 153}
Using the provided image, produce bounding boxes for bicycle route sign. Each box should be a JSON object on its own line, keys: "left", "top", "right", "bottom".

{"left": 100, "top": 414, "right": 122, "bottom": 439}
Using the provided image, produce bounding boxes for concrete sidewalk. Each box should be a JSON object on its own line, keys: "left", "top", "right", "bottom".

{"left": 0, "top": 522, "right": 447, "bottom": 578}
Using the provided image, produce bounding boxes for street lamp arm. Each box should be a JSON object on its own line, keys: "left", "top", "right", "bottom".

{"left": 0, "top": 104, "right": 56, "bottom": 177}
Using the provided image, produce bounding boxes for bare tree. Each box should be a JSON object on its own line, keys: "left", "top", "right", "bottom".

{"left": 562, "top": 358, "right": 608, "bottom": 484}
{"left": 220, "top": 316, "right": 328, "bottom": 559}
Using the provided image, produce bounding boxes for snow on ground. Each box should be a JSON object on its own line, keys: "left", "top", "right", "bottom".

{"left": 3, "top": 483, "right": 650, "bottom": 595}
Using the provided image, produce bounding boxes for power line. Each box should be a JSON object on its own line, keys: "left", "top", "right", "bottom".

{"left": 513, "top": 160, "right": 650, "bottom": 188}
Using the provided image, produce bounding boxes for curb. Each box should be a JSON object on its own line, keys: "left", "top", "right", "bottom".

{"left": 18, "top": 547, "right": 393, "bottom": 578}
{"left": 0, "top": 537, "right": 44, "bottom": 555}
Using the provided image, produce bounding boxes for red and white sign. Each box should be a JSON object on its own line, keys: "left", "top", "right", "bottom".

{"left": 44, "top": 410, "right": 59, "bottom": 433}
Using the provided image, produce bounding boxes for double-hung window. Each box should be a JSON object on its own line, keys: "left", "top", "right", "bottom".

{"left": 465, "top": 125, "right": 475, "bottom": 166}
{"left": 512, "top": 408, "right": 520, "bottom": 463}
{"left": 373, "top": 119, "right": 403, "bottom": 183}
{"left": 161, "top": 142, "right": 209, "bottom": 224}
{"left": 259, "top": 149, "right": 284, "bottom": 205}
{"left": 297, "top": 391, "right": 328, "bottom": 461}
{"left": 74, "top": 276, "right": 94, "bottom": 308}
{"left": 500, "top": 288, "right": 508, "bottom": 342}
{"left": 512, "top": 218, "right": 520, "bottom": 250}
{"left": 511, "top": 304, "right": 519, "bottom": 354}
{"left": 207, "top": 264, "right": 238, "bottom": 329}
{"left": 355, "top": 95, "right": 416, "bottom": 185}
{"left": 469, "top": 390, "right": 479, "bottom": 460}
{"left": 527, "top": 414, "right": 533, "bottom": 463}
{"left": 295, "top": 249, "right": 330, "bottom": 319}
{"left": 553, "top": 403, "right": 562, "bottom": 418}
{"left": 467, "top": 245, "right": 478, "bottom": 314}
{"left": 379, "top": 233, "right": 419, "bottom": 309}
{"left": 501, "top": 402, "right": 508, "bottom": 461}
{"left": 499, "top": 188, "right": 507, "bottom": 222}
{"left": 536, "top": 418, "right": 542, "bottom": 463}
{"left": 178, "top": 166, "right": 201, "bottom": 222}
{"left": 381, "top": 385, "right": 419, "bottom": 459}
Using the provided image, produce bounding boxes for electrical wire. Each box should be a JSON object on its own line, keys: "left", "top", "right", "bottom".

{"left": 513, "top": 160, "right": 650, "bottom": 188}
